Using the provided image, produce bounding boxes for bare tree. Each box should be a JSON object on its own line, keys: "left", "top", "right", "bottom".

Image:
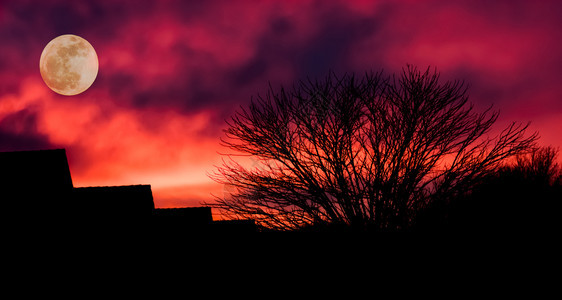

{"left": 208, "top": 66, "right": 538, "bottom": 231}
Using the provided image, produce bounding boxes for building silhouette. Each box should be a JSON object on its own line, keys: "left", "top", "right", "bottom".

{"left": 72, "top": 185, "right": 155, "bottom": 220}
{"left": 0, "top": 148, "right": 255, "bottom": 233}
{"left": 1, "top": 149, "right": 73, "bottom": 227}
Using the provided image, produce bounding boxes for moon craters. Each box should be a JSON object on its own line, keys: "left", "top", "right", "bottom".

{"left": 39, "top": 35, "right": 98, "bottom": 96}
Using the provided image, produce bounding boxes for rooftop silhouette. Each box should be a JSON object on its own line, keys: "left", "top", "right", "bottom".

{"left": 1, "top": 148, "right": 73, "bottom": 191}
{"left": 1, "top": 149, "right": 73, "bottom": 223}
{"left": 0, "top": 148, "right": 256, "bottom": 234}
{"left": 73, "top": 185, "right": 155, "bottom": 219}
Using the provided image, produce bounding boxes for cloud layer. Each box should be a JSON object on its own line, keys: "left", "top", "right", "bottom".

{"left": 1, "top": 0, "right": 561, "bottom": 207}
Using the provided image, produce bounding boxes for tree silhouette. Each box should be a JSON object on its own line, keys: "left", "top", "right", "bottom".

{"left": 417, "top": 146, "right": 562, "bottom": 232}
{"left": 504, "top": 146, "right": 562, "bottom": 187}
{"left": 209, "top": 66, "right": 538, "bottom": 231}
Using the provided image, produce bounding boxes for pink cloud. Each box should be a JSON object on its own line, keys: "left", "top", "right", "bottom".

{"left": 1, "top": 0, "right": 561, "bottom": 209}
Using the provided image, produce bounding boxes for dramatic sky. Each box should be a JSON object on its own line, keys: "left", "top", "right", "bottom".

{"left": 1, "top": 0, "right": 561, "bottom": 208}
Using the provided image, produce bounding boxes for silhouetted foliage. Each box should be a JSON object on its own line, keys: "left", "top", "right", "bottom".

{"left": 209, "top": 66, "right": 538, "bottom": 231}
{"left": 505, "top": 146, "right": 562, "bottom": 187}
{"left": 415, "top": 146, "right": 562, "bottom": 232}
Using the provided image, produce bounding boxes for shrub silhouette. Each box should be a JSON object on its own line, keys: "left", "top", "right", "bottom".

{"left": 416, "top": 146, "right": 562, "bottom": 232}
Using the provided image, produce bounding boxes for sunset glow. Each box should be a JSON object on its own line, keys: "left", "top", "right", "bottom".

{"left": 1, "top": 0, "right": 561, "bottom": 208}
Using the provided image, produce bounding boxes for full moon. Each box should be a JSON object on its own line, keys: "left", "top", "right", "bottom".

{"left": 39, "top": 34, "right": 98, "bottom": 96}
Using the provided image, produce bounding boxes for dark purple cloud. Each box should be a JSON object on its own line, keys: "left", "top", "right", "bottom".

{"left": 0, "top": 109, "right": 55, "bottom": 151}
